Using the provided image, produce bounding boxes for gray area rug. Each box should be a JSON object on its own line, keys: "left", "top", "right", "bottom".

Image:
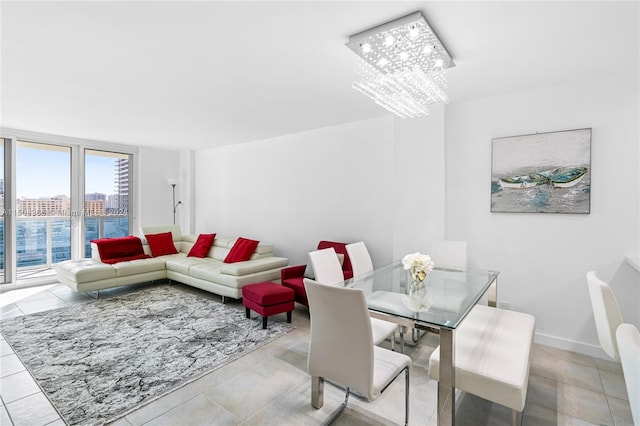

{"left": 0, "top": 285, "right": 293, "bottom": 425}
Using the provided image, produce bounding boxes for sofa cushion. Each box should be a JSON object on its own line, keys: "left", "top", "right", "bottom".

{"left": 113, "top": 257, "right": 167, "bottom": 277}
{"left": 224, "top": 237, "right": 259, "bottom": 263}
{"left": 145, "top": 232, "right": 179, "bottom": 257}
{"left": 55, "top": 259, "right": 116, "bottom": 283}
{"left": 91, "top": 236, "right": 146, "bottom": 263}
{"left": 165, "top": 255, "right": 215, "bottom": 275}
{"left": 189, "top": 262, "right": 224, "bottom": 282}
{"left": 188, "top": 233, "right": 216, "bottom": 258}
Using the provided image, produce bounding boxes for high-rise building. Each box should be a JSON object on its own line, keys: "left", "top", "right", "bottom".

{"left": 114, "top": 158, "right": 129, "bottom": 213}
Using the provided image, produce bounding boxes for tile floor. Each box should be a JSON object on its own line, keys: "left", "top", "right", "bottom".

{"left": 0, "top": 282, "right": 634, "bottom": 426}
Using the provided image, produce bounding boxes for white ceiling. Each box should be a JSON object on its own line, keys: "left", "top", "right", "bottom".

{"left": 1, "top": 1, "right": 638, "bottom": 151}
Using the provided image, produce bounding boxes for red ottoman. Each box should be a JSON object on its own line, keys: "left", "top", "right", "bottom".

{"left": 242, "top": 282, "right": 295, "bottom": 329}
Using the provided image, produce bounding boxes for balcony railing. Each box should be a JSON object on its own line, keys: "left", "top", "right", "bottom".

{"left": 0, "top": 215, "right": 129, "bottom": 283}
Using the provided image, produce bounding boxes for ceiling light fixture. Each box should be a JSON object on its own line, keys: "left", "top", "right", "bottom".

{"left": 346, "top": 11, "right": 454, "bottom": 118}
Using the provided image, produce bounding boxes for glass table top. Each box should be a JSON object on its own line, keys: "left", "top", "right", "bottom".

{"left": 343, "top": 262, "right": 499, "bottom": 329}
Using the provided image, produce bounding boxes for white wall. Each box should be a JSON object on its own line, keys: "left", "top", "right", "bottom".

{"left": 392, "top": 104, "right": 446, "bottom": 259}
{"left": 194, "top": 116, "right": 396, "bottom": 267}
{"left": 445, "top": 75, "right": 640, "bottom": 357}
{"left": 193, "top": 111, "right": 448, "bottom": 269}
{"left": 137, "top": 147, "right": 182, "bottom": 233}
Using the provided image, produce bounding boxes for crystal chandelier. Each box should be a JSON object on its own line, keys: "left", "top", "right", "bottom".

{"left": 346, "top": 12, "right": 454, "bottom": 118}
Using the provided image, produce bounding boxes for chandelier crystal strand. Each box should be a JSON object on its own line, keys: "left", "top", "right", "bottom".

{"left": 346, "top": 12, "right": 454, "bottom": 118}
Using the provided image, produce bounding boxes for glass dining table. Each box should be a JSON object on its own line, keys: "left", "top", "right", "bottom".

{"left": 342, "top": 262, "right": 499, "bottom": 426}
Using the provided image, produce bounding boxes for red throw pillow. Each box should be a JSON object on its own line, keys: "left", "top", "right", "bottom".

{"left": 223, "top": 237, "right": 259, "bottom": 263}
{"left": 145, "top": 232, "right": 179, "bottom": 257}
{"left": 187, "top": 233, "right": 216, "bottom": 258}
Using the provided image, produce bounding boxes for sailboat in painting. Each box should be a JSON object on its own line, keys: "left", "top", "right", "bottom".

{"left": 548, "top": 167, "right": 588, "bottom": 188}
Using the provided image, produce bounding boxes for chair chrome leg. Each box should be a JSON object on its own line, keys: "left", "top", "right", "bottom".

{"left": 312, "top": 376, "right": 324, "bottom": 409}
{"left": 400, "top": 328, "right": 405, "bottom": 353}
{"left": 405, "top": 367, "right": 410, "bottom": 426}
{"left": 324, "top": 387, "right": 349, "bottom": 425}
{"left": 391, "top": 331, "right": 396, "bottom": 351}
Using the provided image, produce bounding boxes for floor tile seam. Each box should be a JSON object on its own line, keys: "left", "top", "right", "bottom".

{"left": 203, "top": 373, "right": 309, "bottom": 422}
{"left": 49, "top": 292, "right": 72, "bottom": 306}
{"left": 523, "top": 377, "right": 614, "bottom": 423}
{"left": 134, "top": 392, "right": 204, "bottom": 426}
{"left": 596, "top": 367, "right": 628, "bottom": 400}
{"left": 0, "top": 399, "right": 16, "bottom": 426}
{"left": 601, "top": 393, "right": 619, "bottom": 426}
{"left": 528, "top": 367, "right": 609, "bottom": 396}
{"left": 197, "top": 392, "right": 243, "bottom": 424}
{"left": 2, "top": 388, "right": 45, "bottom": 406}
{"left": 43, "top": 414, "right": 63, "bottom": 426}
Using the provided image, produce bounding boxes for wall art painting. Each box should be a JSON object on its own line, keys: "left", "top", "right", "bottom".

{"left": 491, "top": 128, "right": 591, "bottom": 214}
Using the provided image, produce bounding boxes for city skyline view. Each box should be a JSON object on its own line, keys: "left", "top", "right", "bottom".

{"left": 15, "top": 147, "right": 120, "bottom": 198}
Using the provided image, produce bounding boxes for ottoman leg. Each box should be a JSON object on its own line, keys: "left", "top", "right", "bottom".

{"left": 246, "top": 307, "right": 250, "bottom": 318}
{"left": 262, "top": 316, "right": 268, "bottom": 329}
{"left": 287, "top": 311, "right": 292, "bottom": 323}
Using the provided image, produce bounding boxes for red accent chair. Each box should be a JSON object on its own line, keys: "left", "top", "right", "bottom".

{"left": 281, "top": 241, "right": 353, "bottom": 307}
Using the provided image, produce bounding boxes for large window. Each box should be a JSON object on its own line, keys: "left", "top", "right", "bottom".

{"left": 0, "top": 134, "right": 136, "bottom": 286}
{"left": 84, "top": 149, "right": 131, "bottom": 257}
{"left": 16, "top": 142, "right": 71, "bottom": 279}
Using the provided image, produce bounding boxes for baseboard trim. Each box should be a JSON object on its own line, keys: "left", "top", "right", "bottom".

{"left": 534, "top": 332, "right": 610, "bottom": 360}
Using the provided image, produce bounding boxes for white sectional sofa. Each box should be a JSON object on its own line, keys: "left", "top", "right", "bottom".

{"left": 55, "top": 225, "right": 289, "bottom": 300}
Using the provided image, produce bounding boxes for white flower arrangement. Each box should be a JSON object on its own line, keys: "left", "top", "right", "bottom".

{"left": 401, "top": 252, "right": 435, "bottom": 283}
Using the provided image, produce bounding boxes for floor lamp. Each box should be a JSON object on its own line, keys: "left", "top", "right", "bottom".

{"left": 167, "top": 179, "right": 182, "bottom": 225}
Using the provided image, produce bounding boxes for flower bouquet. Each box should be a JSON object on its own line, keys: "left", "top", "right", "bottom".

{"left": 401, "top": 252, "right": 435, "bottom": 312}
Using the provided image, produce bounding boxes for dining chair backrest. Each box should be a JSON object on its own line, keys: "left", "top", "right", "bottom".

{"left": 431, "top": 240, "right": 467, "bottom": 269}
{"left": 346, "top": 241, "right": 374, "bottom": 277}
{"left": 304, "top": 278, "right": 375, "bottom": 398}
{"left": 616, "top": 323, "right": 640, "bottom": 425}
{"left": 308, "top": 248, "right": 345, "bottom": 285}
{"left": 586, "top": 271, "right": 624, "bottom": 360}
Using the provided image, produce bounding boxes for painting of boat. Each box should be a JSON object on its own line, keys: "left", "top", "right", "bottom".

{"left": 549, "top": 167, "right": 588, "bottom": 188}
{"left": 491, "top": 128, "right": 591, "bottom": 214}
{"left": 499, "top": 173, "right": 549, "bottom": 189}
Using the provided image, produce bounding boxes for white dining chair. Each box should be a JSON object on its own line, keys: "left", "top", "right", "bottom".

{"left": 431, "top": 240, "right": 467, "bottom": 269}
{"left": 616, "top": 323, "right": 640, "bottom": 425}
{"left": 308, "top": 247, "right": 399, "bottom": 351}
{"left": 346, "top": 241, "right": 402, "bottom": 352}
{"left": 345, "top": 241, "right": 374, "bottom": 277}
{"left": 308, "top": 248, "right": 344, "bottom": 285}
{"left": 586, "top": 271, "right": 624, "bottom": 360}
{"left": 304, "top": 278, "right": 411, "bottom": 426}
